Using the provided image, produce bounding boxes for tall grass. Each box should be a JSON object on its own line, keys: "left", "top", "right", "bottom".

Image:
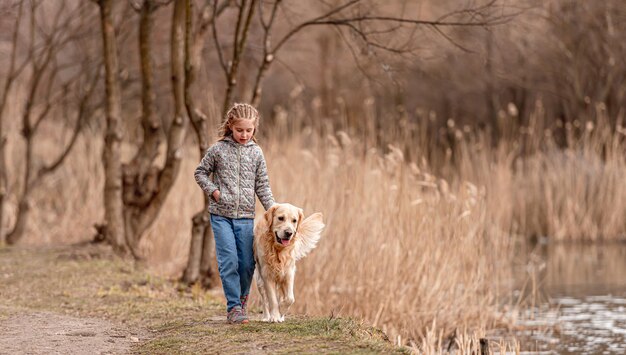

{"left": 259, "top": 131, "right": 513, "bottom": 344}
{"left": 452, "top": 105, "right": 626, "bottom": 241}
{"left": 4, "top": 99, "right": 626, "bottom": 349}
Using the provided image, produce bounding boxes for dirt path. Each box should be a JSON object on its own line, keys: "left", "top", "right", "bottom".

{"left": 0, "top": 245, "right": 402, "bottom": 354}
{"left": 0, "top": 311, "right": 140, "bottom": 355}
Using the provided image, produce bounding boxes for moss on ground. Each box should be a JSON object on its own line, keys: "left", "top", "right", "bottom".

{"left": 0, "top": 245, "right": 407, "bottom": 354}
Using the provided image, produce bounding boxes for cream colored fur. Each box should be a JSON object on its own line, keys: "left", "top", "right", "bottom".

{"left": 253, "top": 203, "right": 325, "bottom": 322}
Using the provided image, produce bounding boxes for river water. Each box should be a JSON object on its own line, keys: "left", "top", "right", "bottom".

{"left": 515, "top": 242, "right": 626, "bottom": 354}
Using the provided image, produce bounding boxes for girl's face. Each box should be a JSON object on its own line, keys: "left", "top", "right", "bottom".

{"left": 229, "top": 118, "right": 255, "bottom": 144}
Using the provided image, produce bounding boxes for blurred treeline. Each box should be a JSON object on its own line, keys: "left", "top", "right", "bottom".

{"left": 3, "top": 1, "right": 625, "bottom": 144}
{"left": 1, "top": 0, "right": 626, "bottom": 251}
{"left": 2, "top": 1, "right": 625, "bottom": 345}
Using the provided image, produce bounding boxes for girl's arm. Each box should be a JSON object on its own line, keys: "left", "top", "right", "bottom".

{"left": 194, "top": 146, "right": 219, "bottom": 197}
{"left": 255, "top": 150, "right": 275, "bottom": 210}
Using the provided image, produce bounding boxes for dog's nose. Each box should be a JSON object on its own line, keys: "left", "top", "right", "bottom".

{"left": 284, "top": 231, "right": 293, "bottom": 239}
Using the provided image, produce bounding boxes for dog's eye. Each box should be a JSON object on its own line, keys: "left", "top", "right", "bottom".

{"left": 292, "top": 219, "right": 297, "bottom": 223}
{"left": 278, "top": 216, "right": 284, "bottom": 221}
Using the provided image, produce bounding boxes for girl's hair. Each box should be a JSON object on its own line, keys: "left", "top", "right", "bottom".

{"left": 218, "top": 103, "right": 260, "bottom": 141}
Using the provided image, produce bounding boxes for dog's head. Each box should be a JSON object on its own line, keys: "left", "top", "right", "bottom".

{"left": 264, "top": 203, "right": 304, "bottom": 247}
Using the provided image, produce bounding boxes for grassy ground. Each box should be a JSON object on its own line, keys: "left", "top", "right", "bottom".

{"left": 0, "top": 244, "right": 406, "bottom": 354}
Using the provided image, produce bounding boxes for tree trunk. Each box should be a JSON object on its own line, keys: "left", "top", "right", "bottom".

{"left": 317, "top": 33, "right": 334, "bottom": 118}
{"left": 182, "top": 0, "right": 218, "bottom": 286}
{"left": 6, "top": 135, "right": 34, "bottom": 244}
{"left": 4, "top": 1, "right": 96, "bottom": 245}
{"left": 99, "top": 0, "right": 127, "bottom": 254}
{"left": 0, "top": 0, "right": 23, "bottom": 244}
{"left": 183, "top": 211, "right": 208, "bottom": 283}
{"left": 222, "top": 0, "right": 257, "bottom": 114}
{"left": 122, "top": 0, "right": 162, "bottom": 258}
{"left": 182, "top": 203, "right": 217, "bottom": 286}
{"left": 122, "top": 0, "right": 190, "bottom": 259}
{"left": 0, "top": 136, "right": 5, "bottom": 245}
{"left": 6, "top": 201, "right": 29, "bottom": 245}
{"left": 485, "top": 29, "right": 499, "bottom": 143}
{"left": 94, "top": 0, "right": 191, "bottom": 260}
{"left": 6, "top": 10, "right": 43, "bottom": 245}
{"left": 199, "top": 221, "right": 217, "bottom": 286}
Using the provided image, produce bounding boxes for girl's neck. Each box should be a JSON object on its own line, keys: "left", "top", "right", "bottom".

{"left": 223, "top": 134, "right": 256, "bottom": 145}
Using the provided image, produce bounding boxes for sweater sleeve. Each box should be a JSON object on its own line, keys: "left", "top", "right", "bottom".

{"left": 255, "top": 149, "right": 275, "bottom": 210}
{"left": 194, "top": 146, "right": 219, "bottom": 196}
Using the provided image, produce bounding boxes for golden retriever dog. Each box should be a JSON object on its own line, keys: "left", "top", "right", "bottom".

{"left": 253, "top": 203, "right": 325, "bottom": 322}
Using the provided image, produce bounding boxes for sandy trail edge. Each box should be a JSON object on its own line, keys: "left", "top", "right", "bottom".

{"left": 0, "top": 311, "right": 141, "bottom": 355}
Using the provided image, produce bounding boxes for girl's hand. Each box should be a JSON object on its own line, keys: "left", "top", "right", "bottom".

{"left": 212, "top": 190, "right": 220, "bottom": 202}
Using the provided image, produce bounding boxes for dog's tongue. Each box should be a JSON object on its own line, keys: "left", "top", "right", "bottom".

{"left": 280, "top": 239, "right": 291, "bottom": 246}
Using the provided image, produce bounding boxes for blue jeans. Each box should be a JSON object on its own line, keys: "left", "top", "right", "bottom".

{"left": 210, "top": 214, "right": 255, "bottom": 312}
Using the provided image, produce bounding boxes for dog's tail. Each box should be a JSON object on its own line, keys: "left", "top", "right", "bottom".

{"left": 294, "top": 212, "right": 325, "bottom": 260}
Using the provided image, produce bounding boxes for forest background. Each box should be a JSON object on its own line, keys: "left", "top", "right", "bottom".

{"left": 1, "top": 0, "right": 625, "bottom": 348}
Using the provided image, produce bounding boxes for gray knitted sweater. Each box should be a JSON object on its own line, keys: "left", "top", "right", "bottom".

{"left": 194, "top": 136, "right": 274, "bottom": 219}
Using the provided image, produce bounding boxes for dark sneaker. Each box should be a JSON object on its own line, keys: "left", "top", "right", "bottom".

{"left": 240, "top": 295, "right": 249, "bottom": 316}
{"left": 227, "top": 306, "right": 248, "bottom": 324}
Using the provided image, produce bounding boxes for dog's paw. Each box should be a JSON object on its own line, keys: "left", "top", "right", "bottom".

{"left": 268, "top": 313, "right": 283, "bottom": 323}
{"left": 279, "top": 315, "right": 285, "bottom": 322}
{"left": 261, "top": 315, "right": 271, "bottom": 322}
{"left": 279, "top": 306, "right": 292, "bottom": 316}
{"left": 284, "top": 296, "right": 295, "bottom": 307}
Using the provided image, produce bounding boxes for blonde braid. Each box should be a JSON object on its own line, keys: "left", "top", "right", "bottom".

{"left": 219, "top": 103, "right": 260, "bottom": 141}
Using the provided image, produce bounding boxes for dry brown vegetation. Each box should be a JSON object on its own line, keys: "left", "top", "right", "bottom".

{"left": 0, "top": 245, "right": 407, "bottom": 354}
{"left": 6, "top": 99, "right": 624, "bottom": 349}
{"left": 2, "top": 0, "right": 626, "bottom": 352}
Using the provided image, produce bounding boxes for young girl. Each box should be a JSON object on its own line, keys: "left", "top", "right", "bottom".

{"left": 194, "top": 103, "right": 275, "bottom": 324}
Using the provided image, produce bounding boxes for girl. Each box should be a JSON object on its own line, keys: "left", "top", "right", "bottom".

{"left": 194, "top": 103, "right": 275, "bottom": 324}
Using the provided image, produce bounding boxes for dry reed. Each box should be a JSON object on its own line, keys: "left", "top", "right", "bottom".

{"left": 4, "top": 98, "right": 625, "bottom": 351}
{"left": 257, "top": 130, "right": 514, "bottom": 345}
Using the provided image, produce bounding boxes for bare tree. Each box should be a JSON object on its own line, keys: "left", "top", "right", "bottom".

{"left": 123, "top": 0, "right": 189, "bottom": 257}
{"left": 98, "top": 0, "right": 127, "bottom": 253}
{"left": 219, "top": 0, "right": 257, "bottom": 113}
{"left": 210, "top": 0, "right": 519, "bottom": 113}
{"left": 3, "top": 1, "right": 101, "bottom": 245}
{"left": 81, "top": 0, "right": 196, "bottom": 261}
{"left": 179, "top": 0, "right": 519, "bottom": 285}
{"left": 183, "top": 0, "right": 229, "bottom": 286}
{"left": 545, "top": 1, "right": 626, "bottom": 123}
{"left": 184, "top": 0, "right": 277, "bottom": 285}
{"left": 0, "top": 0, "right": 27, "bottom": 244}
{"left": 116, "top": 0, "right": 182, "bottom": 259}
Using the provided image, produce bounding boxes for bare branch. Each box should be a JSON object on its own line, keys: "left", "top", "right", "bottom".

{"left": 129, "top": 0, "right": 142, "bottom": 12}
{"left": 271, "top": 0, "right": 361, "bottom": 53}
{"left": 335, "top": 21, "right": 410, "bottom": 55}
{"left": 0, "top": 0, "right": 25, "bottom": 118}
{"left": 32, "top": 66, "right": 102, "bottom": 185}
{"left": 0, "top": 0, "right": 25, "bottom": 243}
{"left": 334, "top": 24, "right": 385, "bottom": 87}
{"left": 222, "top": 0, "right": 257, "bottom": 113}
{"left": 212, "top": 0, "right": 228, "bottom": 74}
{"left": 271, "top": 1, "right": 521, "bottom": 56}
{"left": 133, "top": 0, "right": 189, "bottom": 241}
{"left": 198, "top": 0, "right": 227, "bottom": 33}
{"left": 427, "top": 24, "right": 474, "bottom": 53}
{"left": 187, "top": 0, "right": 217, "bottom": 154}
{"left": 250, "top": 0, "right": 281, "bottom": 105}
{"left": 231, "top": 0, "right": 247, "bottom": 59}
{"left": 258, "top": 0, "right": 280, "bottom": 30}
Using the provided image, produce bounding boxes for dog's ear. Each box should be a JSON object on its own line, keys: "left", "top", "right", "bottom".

{"left": 264, "top": 205, "right": 278, "bottom": 227}
{"left": 293, "top": 212, "right": 325, "bottom": 261}
{"left": 296, "top": 208, "right": 305, "bottom": 231}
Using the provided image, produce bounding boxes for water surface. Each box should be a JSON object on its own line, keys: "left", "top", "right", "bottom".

{"left": 516, "top": 242, "right": 626, "bottom": 354}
